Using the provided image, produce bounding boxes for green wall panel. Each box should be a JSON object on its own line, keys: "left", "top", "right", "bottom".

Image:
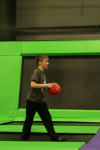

{"left": 0, "top": 110, "right": 17, "bottom": 118}
{"left": 0, "top": 40, "right": 100, "bottom": 112}
{"left": 0, "top": 56, "right": 22, "bottom": 110}
{"left": 22, "top": 40, "right": 100, "bottom": 56}
{"left": 0, "top": 118, "right": 14, "bottom": 124}
{"left": 0, "top": 42, "right": 22, "bottom": 56}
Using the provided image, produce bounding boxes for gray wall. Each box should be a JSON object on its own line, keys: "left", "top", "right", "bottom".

{"left": 0, "top": 0, "right": 100, "bottom": 41}
{"left": 0, "top": 0, "right": 16, "bottom": 41}
{"left": 17, "top": 0, "right": 100, "bottom": 27}
{"left": 16, "top": 0, "right": 100, "bottom": 40}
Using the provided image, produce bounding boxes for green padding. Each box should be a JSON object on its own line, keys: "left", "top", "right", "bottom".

{"left": 0, "top": 118, "right": 14, "bottom": 124}
{"left": 14, "top": 117, "right": 100, "bottom": 123}
{"left": 18, "top": 109, "right": 39, "bottom": 117}
{"left": 0, "top": 56, "right": 22, "bottom": 109}
{"left": 0, "top": 125, "right": 100, "bottom": 134}
{"left": 18, "top": 109, "right": 100, "bottom": 118}
{"left": 0, "top": 110, "right": 17, "bottom": 118}
{"left": 14, "top": 117, "right": 41, "bottom": 121}
{"left": 22, "top": 40, "right": 100, "bottom": 56}
{"left": 0, "top": 141, "right": 85, "bottom": 150}
{"left": 0, "top": 42, "right": 22, "bottom": 56}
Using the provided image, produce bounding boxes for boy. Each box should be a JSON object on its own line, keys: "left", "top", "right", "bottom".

{"left": 21, "top": 54, "right": 67, "bottom": 141}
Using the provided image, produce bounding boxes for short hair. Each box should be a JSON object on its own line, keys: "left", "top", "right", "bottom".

{"left": 35, "top": 54, "right": 49, "bottom": 66}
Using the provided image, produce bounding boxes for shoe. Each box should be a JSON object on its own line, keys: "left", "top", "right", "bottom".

{"left": 58, "top": 137, "right": 67, "bottom": 141}
{"left": 21, "top": 137, "right": 28, "bottom": 141}
{"left": 52, "top": 137, "right": 67, "bottom": 142}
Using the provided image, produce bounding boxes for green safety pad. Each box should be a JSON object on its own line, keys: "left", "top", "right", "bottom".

{"left": 0, "top": 56, "right": 22, "bottom": 109}
{"left": 0, "top": 141, "right": 85, "bottom": 150}
{"left": 14, "top": 117, "right": 100, "bottom": 123}
{"left": 17, "top": 109, "right": 100, "bottom": 118}
{"left": 14, "top": 117, "right": 41, "bottom": 121}
{"left": 0, "top": 110, "right": 17, "bottom": 118}
{"left": 0, "top": 42, "right": 22, "bottom": 56}
{"left": 0, "top": 118, "right": 14, "bottom": 124}
{"left": 18, "top": 109, "right": 39, "bottom": 117}
{"left": 0, "top": 125, "right": 100, "bottom": 134}
{"left": 16, "top": 109, "right": 100, "bottom": 122}
{"left": 22, "top": 40, "right": 100, "bottom": 56}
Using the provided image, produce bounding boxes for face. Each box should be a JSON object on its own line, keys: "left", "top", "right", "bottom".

{"left": 39, "top": 58, "right": 49, "bottom": 69}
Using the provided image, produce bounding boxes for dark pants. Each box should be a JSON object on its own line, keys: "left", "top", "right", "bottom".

{"left": 21, "top": 99, "right": 59, "bottom": 141}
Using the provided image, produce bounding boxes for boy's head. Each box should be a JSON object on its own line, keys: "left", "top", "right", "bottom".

{"left": 35, "top": 54, "right": 49, "bottom": 70}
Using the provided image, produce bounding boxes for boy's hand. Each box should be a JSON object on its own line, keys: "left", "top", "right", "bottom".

{"left": 47, "top": 83, "right": 56, "bottom": 90}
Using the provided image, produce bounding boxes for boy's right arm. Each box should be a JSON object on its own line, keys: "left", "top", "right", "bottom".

{"left": 31, "top": 81, "right": 56, "bottom": 89}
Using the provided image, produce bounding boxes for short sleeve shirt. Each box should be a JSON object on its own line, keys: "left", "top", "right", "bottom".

{"left": 27, "top": 68, "right": 47, "bottom": 103}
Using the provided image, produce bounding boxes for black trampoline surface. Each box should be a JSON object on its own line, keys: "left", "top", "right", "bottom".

{"left": 0, "top": 132, "right": 95, "bottom": 143}
{"left": 2, "top": 121, "right": 100, "bottom": 126}
{"left": 0, "top": 121, "right": 98, "bottom": 143}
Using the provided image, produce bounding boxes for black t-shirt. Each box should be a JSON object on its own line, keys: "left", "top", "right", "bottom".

{"left": 27, "top": 68, "right": 47, "bottom": 103}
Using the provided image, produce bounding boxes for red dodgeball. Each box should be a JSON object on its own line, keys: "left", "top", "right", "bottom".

{"left": 48, "top": 83, "right": 61, "bottom": 95}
